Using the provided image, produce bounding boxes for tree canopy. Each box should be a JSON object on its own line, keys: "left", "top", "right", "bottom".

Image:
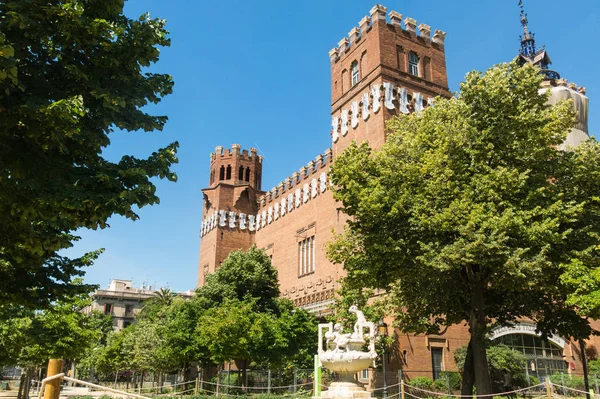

{"left": 0, "top": 0, "right": 178, "bottom": 309}
{"left": 328, "top": 61, "right": 600, "bottom": 394}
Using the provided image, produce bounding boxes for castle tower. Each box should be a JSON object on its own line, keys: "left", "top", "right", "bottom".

{"left": 329, "top": 4, "right": 451, "bottom": 155}
{"left": 197, "top": 145, "right": 264, "bottom": 286}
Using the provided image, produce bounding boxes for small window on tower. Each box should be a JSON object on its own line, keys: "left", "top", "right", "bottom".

{"left": 226, "top": 165, "right": 231, "bottom": 180}
{"left": 219, "top": 166, "right": 225, "bottom": 180}
{"left": 238, "top": 166, "right": 244, "bottom": 180}
{"left": 351, "top": 61, "right": 359, "bottom": 86}
{"left": 408, "top": 52, "right": 419, "bottom": 77}
{"left": 245, "top": 167, "right": 250, "bottom": 182}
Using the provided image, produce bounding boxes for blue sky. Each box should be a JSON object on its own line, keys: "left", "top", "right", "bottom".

{"left": 66, "top": 0, "right": 600, "bottom": 292}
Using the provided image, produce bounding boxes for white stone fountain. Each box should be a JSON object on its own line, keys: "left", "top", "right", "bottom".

{"left": 317, "top": 306, "right": 378, "bottom": 399}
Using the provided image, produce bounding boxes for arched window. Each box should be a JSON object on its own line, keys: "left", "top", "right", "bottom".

{"left": 408, "top": 52, "right": 419, "bottom": 77}
{"left": 219, "top": 165, "right": 225, "bottom": 180}
{"left": 351, "top": 60, "right": 359, "bottom": 86}
{"left": 245, "top": 167, "right": 250, "bottom": 182}
{"left": 226, "top": 165, "right": 231, "bottom": 180}
{"left": 211, "top": 169, "right": 215, "bottom": 184}
{"left": 238, "top": 166, "right": 244, "bottom": 180}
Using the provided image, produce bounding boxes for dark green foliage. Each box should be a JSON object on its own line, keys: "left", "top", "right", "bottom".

{"left": 0, "top": 0, "right": 178, "bottom": 309}
{"left": 549, "top": 374, "right": 586, "bottom": 390}
{"left": 408, "top": 376, "right": 434, "bottom": 390}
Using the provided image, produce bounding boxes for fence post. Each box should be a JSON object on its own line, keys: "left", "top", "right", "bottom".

{"left": 561, "top": 373, "right": 566, "bottom": 396}
{"left": 268, "top": 369, "right": 271, "bottom": 394}
{"left": 401, "top": 379, "right": 405, "bottom": 399}
{"left": 546, "top": 378, "right": 552, "bottom": 399}
{"left": 595, "top": 375, "right": 599, "bottom": 395}
{"left": 294, "top": 369, "right": 298, "bottom": 393}
{"left": 44, "top": 359, "right": 64, "bottom": 399}
{"left": 195, "top": 378, "right": 199, "bottom": 395}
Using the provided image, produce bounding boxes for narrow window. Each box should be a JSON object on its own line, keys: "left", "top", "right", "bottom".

{"left": 211, "top": 169, "right": 215, "bottom": 184}
{"left": 125, "top": 304, "right": 134, "bottom": 317}
{"left": 431, "top": 347, "right": 444, "bottom": 380}
{"left": 408, "top": 52, "right": 419, "bottom": 77}
{"left": 219, "top": 165, "right": 225, "bottom": 180}
{"left": 341, "top": 69, "right": 347, "bottom": 93}
{"left": 238, "top": 166, "right": 244, "bottom": 180}
{"left": 104, "top": 303, "right": 114, "bottom": 315}
{"left": 423, "top": 56, "right": 431, "bottom": 80}
{"left": 226, "top": 165, "right": 231, "bottom": 180}
{"left": 351, "top": 60, "right": 359, "bottom": 86}
{"left": 245, "top": 167, "right": 250, "bottom": 182}
{"left": 298, "top": 235, "right": 316, "bottom": 276}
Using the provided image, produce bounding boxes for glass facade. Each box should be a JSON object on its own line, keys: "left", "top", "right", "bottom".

{"left": 493, "top": 333, "right": 567, "bottom": 379}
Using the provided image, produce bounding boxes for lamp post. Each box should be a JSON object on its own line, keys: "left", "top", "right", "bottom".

{"left": 378, "top": 319, "right": 388, "bottom": 399}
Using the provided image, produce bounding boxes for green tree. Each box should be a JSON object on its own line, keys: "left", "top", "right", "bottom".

{"left": 0, "top": 280, "right": 105, "bottom": 368}
{"left": 328, "top": 61, "right": 600, "bottom": 394}
{"left": 0, "top": 0, "right": 178, "bottom": 309}
{"left": 196, "top": 246, "right": 280, "bottom": 313}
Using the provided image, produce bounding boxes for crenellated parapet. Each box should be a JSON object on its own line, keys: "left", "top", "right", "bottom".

{"left": 210, "top": 144, "right": 263, "bottom": 163}
{"left": 328, "top": 4, "right": 446, "bottom": 63}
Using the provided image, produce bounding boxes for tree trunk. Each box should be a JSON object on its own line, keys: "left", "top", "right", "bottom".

{"left": 461, "top": 280, "right": 492, "bottom": 395}
{"left": 580, "top": 340, "right": 591, "bottom": 399}
{"left": 17, "top": 371, "right": 26, "bottom": 399}
{"left": 470, "top": 282, "right": 492, "bottom": 395}
{"left": 461, "top": 341, "right": 475, "bottom": 396}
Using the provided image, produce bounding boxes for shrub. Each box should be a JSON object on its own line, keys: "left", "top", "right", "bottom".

{"left": 529, "top": 376, "right": 540, "bottom": 386}
{"left": 408, "top": 376, "right": 433, "bottom": 390}
{"left": 440, "top": 371, "right": 461, "bottom": 390}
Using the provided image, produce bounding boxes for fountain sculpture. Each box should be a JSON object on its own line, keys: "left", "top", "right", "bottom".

{"left": 317, "top": 306, "right": 378, "bottom": 399}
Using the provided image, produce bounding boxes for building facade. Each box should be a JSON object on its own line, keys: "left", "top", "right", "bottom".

{"left": 85, "top": 279, "right": 158, "bottom": 331}
{"left": 198, "top": 4, "right": 592, "bottom": 381}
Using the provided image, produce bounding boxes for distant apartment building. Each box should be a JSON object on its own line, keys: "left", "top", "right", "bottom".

{"left": 85, "top": 279, "right": 158, "bottom": 330}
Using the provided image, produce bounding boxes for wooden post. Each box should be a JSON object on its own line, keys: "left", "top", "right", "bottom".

{"left": 546, "top": 378, "right": 552, "bottom": 399}
{"left": 195, "top": 378, "right": 199, "bottom": 395}
{"left": 401, "top": 379, "right": 405, "bottom": 399}
{"left": 44, "top": 359, "right": 64, "bottom": 399}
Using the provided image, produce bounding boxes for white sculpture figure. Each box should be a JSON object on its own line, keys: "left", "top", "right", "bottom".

{"left": 349, "top": 305, "right": 367, "bottom": 338}
{"left": 248, "top": 214, "right": 256, "bottom": 231}
{"left": 280, "top": 198, "right": 286, "bottom": 216}
{"left": 384, "top": 82, "right": 395, "bottom": 110}
{"left": 239, "top": 213, "right": 247, "bottom": 230}
{"left": 255, "top": 214, "right": 261, "bottom": 231}
{"left": 372, "top": 85, "right": 381, "bottom": 113}
{"left": 350, "top": 101, "right": 359, "bottom": 129}
{"left": 341, "top": 109, "right": 349, "bottom": 136}
{"left": 295, "top": 188, "right": 302, "bottom": 208}
{"left": 325, "top": 323, "right": 352, "bottom": 352}
{"left": 427, "top": 97, "right": 434, "bottom": 107}
{"left": 261, "top": 210, "right": 267, "bottom": 228}
{"left": 228, "top": 211, "right": 237, "bottom": 228}
{"left": 399, "top": 87, "right": 410, "bottom": 114}
{"left": 319, "top": 172, "right": 327, "bottom": 193}
{"left": 361, "top": 92, "right": 370, "bottom": 121}
{"left": 311, "top": 178, "right": 318, "bottom": 198}
{"left": 332, "top": 116, "right": 340, "bottom": 143}
{"left": 267, "top": 207, "right": 273, "bottom": 224}
{"left": 414, "top": 92, "right": 424, "bottom": 114}
{"left": 274, "top": 203, "right": 280, "bottom": 220}
{"left": 303, "top": 183, "right": 310, "bottom": 203}
{"left": 288, "top": 193, "right": 294, "bottom": 212}
{"left": 218, "top": 210, "right": 227, "bottom": 227}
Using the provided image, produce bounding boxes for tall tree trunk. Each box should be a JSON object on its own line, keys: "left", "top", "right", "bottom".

{"left": 461, "top": 341, "right": 475, "bottom": 395}
{"left": 17, "top": 371, "right": 26, "bottom": 399}
{"left": 469, "top": 282, "right": 492, "bottom": 395}
{"left": 580, "top": 340, "right": 591, "bottom": 399}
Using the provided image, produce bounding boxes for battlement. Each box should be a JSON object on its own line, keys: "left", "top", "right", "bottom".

{"left": 328, "top": 4, "right": 446, "bottom": 63}
{"left": 210, "top": 144, "right": 263, "bottom": 163}
{"left": 258, "top": 148, "right": 333, "bottom": 209}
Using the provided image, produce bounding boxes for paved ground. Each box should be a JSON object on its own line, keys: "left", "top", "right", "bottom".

{"left": 0, "top": 386, "right": 148, "bottom": 399}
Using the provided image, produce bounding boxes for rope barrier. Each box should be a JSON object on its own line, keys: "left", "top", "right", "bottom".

{"left": 551, "top": 383, "right": 590, "bottom": 396}
{"left": 372, "top": 381, "right": 403, "bottom": 391}
{"left": 195, "top": 379, "right": 313, "bottom": 390}
{"left": 403, "top": 382, "right": 546, "bottom": 398}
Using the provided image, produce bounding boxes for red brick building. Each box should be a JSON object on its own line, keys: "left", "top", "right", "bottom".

{"left": 198, "top": 4, "right": 594, "bottom": 382}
